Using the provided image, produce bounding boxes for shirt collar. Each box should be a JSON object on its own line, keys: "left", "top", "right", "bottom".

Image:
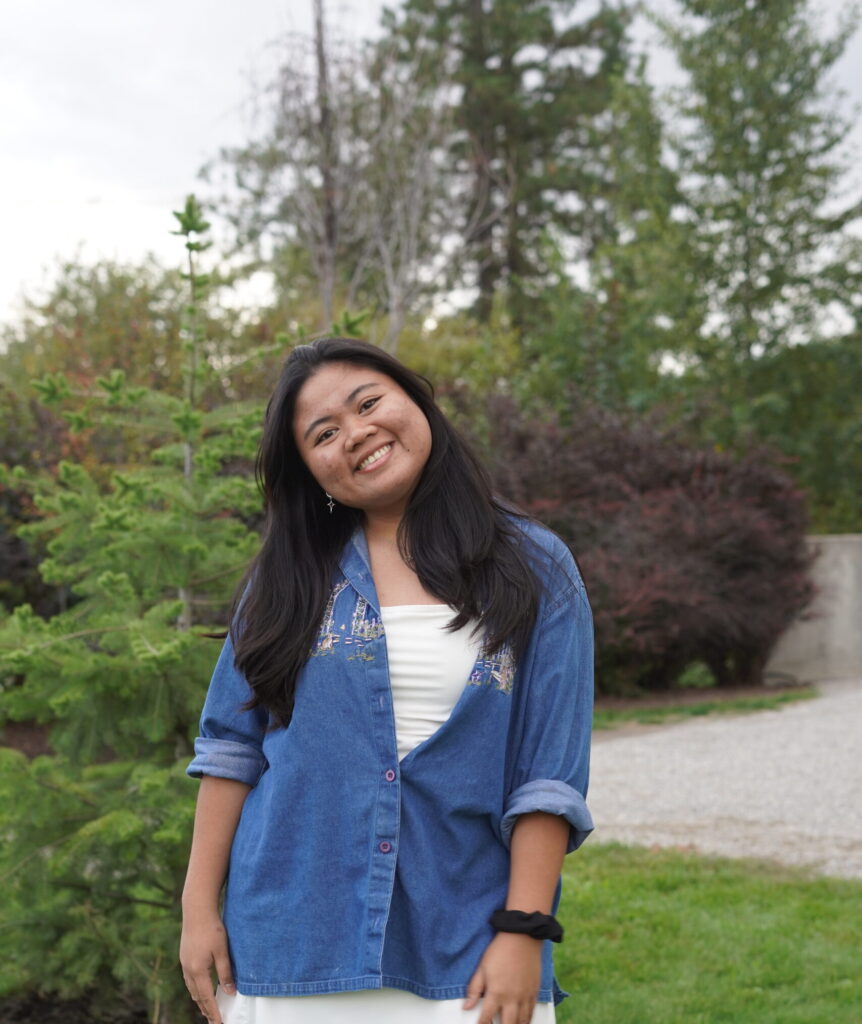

{"left": 337, "top": 526, "right": 381, "bottom": 612}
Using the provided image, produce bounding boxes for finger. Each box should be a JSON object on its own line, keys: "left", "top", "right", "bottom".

{"left": 510, "top": 995, "right": 533, "bottom": 1024}
{"left": 509, "top": 999, "right": 532, "bottom": 1024}
{"left": 463, "top": 968, "right": 485, "bottom": 1010}
{"left": 499, "top": 999, "right": 521, "bottom": 1024}
{"left": 478, "top": 995, "right": 501, "bottom": 1024}
{"left": 182, "top": 969, "right": 205, "bottom": 1011}
{"left": 198, "top": 994, "right": 221, "bottom": 1023}
{"left": 192, "top": 972, "right": 221, "bottom": 1024}
{"left": 213, "top": 947, "right": 236, "bottom": 995}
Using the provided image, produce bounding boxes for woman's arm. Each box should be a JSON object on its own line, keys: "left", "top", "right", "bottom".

{"left": 505, "top": 811, "right": 570, "bottom": 912}
{"left": 463, "top": 811, "right": 570, "bottom": 1024}
{"left": 180, "top": 776, "right": 251, "bottom": 1024}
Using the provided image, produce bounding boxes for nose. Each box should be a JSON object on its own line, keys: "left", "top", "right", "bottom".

{"left": 345, "top": 416, "right": 377, "bottom": 450}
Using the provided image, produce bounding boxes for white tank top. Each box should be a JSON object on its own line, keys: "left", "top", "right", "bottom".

{"left": 379, "top": 604, "right": 483, "bottom": 761}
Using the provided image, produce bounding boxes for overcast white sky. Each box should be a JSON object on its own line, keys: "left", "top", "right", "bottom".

{"left": 1, "top": 0, "right": 860, "bottom": 333}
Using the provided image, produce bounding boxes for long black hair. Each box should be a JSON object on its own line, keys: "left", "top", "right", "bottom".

{"left": 231, "top": 337, "right": 541, "bottom": 727}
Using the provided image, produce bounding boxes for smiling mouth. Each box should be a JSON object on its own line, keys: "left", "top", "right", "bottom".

{"left": 356, "top": 443, "right": 393, "bottom": 471}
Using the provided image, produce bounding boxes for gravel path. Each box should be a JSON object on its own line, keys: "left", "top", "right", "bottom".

{"left": 588, "top": 679, "right": 862, "bottom": 879}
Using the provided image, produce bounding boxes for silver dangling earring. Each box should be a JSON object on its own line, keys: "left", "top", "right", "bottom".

{"left": 325, "top": 492, "right": 335, "bottom": 514}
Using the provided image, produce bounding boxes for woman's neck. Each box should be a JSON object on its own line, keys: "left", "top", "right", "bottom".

{"left": 362, "top": 511, "right": 402, "bottom": 548}
{"left": 363, "top": 513, "right": 445, "bottom": 607}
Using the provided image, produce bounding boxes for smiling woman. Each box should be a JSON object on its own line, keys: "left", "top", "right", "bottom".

{"left": 292, "top": 362, "right": 433, "bottom": 522}
{"left": 179, "top": 338, "right": 595, "bottom": 1024}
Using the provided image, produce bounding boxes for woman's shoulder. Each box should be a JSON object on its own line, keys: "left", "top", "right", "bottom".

{"left": 501, "top": 510, "right": 586, "bottom": 605}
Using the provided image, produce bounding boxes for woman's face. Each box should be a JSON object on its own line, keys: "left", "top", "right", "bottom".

{"left": 292, "top": 361, "right": 433, "bottom": 519}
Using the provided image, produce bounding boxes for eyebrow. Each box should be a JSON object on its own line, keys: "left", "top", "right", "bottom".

{"left": 302, "top": 382, "right": 380, "bottom": 441}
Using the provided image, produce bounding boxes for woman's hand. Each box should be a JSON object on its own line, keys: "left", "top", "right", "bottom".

{"left": 463, "top": 932, "right": 542, "bottom": 1024}
{"left": 179, "top": 908, "right": 236, "bottom": 1024}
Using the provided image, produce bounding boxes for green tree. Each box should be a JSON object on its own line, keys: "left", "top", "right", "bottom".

{"left": 519, "top": 62, "right": 705, "bottom": 414}
{"left": 656, "top": 0, "right": 862, "bottom": 421}
{"left": 0, "top": 256, "right": 188, "bottom": 395}
{"left": 0, "top": 254, "right": 292, "bottom": 409}
{"left": 0, "top": 252, "right": 300, "bottom": 483}
{"left": 383, "top": 0, "right": 634, "bottom": 326}
{"left": 0, "top": 198, "right": 265, "bottom": 1022}
{"left": 698, "top": 331, "right": 862, "bottom": 533}
{"left": 642, "top": 0, "right": 862, "bottom": 529}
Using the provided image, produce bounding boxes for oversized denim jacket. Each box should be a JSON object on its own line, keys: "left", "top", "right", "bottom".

{"left": 186, "top": 517, "right": 594, "bottom": 1004}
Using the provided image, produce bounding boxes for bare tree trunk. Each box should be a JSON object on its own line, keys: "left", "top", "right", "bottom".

{"left": 465, "top": 0, "right": 498, "bottom": 322}
{"left": 178, "top": 244, "right": 196, "bottom": 633}
{"left": 382, "top": 301, "right": 406, "bottom": 354}
{"left": 314, "top": 0, "right": 337, "bottom": 327}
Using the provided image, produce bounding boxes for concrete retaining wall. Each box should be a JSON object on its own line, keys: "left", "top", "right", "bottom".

{"left": 766, "top": 534, "right": 862, "bottom": 683}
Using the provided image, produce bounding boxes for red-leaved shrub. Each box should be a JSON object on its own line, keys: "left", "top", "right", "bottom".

{"left": 470, "top": 392, "right": 816, "bottom": 695}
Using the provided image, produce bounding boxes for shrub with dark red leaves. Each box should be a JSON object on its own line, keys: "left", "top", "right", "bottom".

{"left": 471, "top": 392, "right": 816, "bottom": 695}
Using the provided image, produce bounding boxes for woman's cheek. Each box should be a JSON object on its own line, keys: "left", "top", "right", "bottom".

{"left": 327, "top": 460, "right": 353, "bottom": 492}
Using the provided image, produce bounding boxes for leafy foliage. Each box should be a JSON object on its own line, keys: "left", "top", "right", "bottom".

{"left": 205, "top": 13, "right": 453, "bottom": 350}
{"left": 0, "top": 198, "right": 263, "bottom": 1022}
{"left": 537, "top": 63, "right": 705, "bottom": 414}
{"left": 472, "top": 391, "right": 815, "bottom": 694}
{"left": 656, "top": 0, "right": 862, "bottom": 367}
{"left": 384, "top": 0, "right": 635, "bottom": 325}
{"left": 670, "top": 331, "right": 862, "bottom": 534}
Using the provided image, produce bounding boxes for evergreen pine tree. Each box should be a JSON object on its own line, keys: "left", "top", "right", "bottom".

{"left": 0, "top": 198, "right": 271, "bottom": 1023}
{"left": 383, "top": 0, "right": 634, "bottom": 326}
{"left": 522, "top": 60, "right": 706, "bottom": 412}
{"left": 657, "top": 0, "right": 862, "bottom": 415}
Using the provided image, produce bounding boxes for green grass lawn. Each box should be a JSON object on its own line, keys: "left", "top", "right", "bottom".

{"left": 554, "top": 843, "right": 861, "bottom": 1024}
{"left": 592, "top": 688, "right": 818, "bottom": 731}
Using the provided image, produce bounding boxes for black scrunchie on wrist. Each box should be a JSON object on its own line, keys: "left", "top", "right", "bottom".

{"left": 489, "top": 909, "right": 564, "bottom": 943}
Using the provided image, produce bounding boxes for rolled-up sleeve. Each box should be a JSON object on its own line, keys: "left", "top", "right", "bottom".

{"left": 501, "top": 561, "right": 595, "bottom": 853}
{"left": 186, "top": 633, "right": 269, "bottom": 786}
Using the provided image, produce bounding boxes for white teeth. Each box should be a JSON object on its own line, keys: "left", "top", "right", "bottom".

{"left": 357, "top": 444, "right": 392, "bottom": 470}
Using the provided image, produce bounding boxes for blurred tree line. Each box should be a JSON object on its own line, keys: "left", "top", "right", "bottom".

{"left": 0, "top": 0, "right": 859, "bottom": 1018}
{"left": 200, "top": 0, "right": 862, "bottom": 530}
{"left": 4, "top": 0, "right": 861, "bottom": 533}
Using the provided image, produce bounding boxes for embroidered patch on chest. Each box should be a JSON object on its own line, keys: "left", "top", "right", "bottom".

{"left": 351, "top": 597, "right": 385, "bottom": 641}
{"left": 309, "top": 583, "right": 383, "bottom": 659}
{"left": 468, "top": 641, "right": 516, "bottom": 695}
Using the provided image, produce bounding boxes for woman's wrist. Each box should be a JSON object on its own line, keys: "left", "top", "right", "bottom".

{"left": 490, "top": 908, "right": 564, "bottom": 943}
{"left": 181, "top": 891, "right": 223, "bottom": 915}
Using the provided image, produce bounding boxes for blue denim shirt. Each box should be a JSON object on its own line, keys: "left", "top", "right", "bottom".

{"left": 186, "top": 517, "right": 594, "bottom": 1004}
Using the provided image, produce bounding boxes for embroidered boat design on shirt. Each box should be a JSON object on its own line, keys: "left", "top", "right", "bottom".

{"left": 310, "top": 580, "right": 350, "bottom": 656}
{"left": 351, "top": 596, "right": 385, "bottom": 641}
{"left": 469, "top": 641, "right": 516, "bottom": 695}
{"left": 345, "top": 595, "right": 384, "bottom": 661}
{"left": 310, "top": 584, "right": 384, "bottom": 661}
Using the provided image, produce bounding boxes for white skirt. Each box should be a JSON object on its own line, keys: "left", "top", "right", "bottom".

{"left": 216, "top": 986, "right": 556, "bottom": 1023}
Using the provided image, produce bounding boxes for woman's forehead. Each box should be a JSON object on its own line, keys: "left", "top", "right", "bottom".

{"left": 293, "top": 362, "right": 396, "bottom": 430}
{"left": 299, "top": 363, "right": 391, "bottom": 404}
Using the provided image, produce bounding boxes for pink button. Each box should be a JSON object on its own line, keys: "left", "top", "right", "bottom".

{"left": 385, "top": 769, "right": 396, "bottom": 782}
{"left": 379, "top": 841, "right": 392, "bottom": 853}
